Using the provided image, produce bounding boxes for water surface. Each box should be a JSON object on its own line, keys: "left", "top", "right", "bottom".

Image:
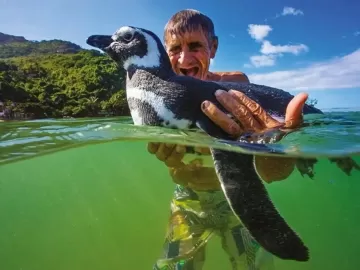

{"left": 0, "top": 111, "right": 360, "bottom": 270}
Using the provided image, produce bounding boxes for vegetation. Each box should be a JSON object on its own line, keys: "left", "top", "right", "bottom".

{"left": 0, "top": 32, "right": 129, "bottom": 119}
{"left": 0, "top": 32, "right": 319, "bottom": 120}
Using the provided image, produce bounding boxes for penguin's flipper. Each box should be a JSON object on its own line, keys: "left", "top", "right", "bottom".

{"left": 210, "top": 148, "right": 309, "bottom": 262}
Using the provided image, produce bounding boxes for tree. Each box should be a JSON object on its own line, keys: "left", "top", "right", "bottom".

{"left": 0, "top": 46, "right": 129, "bottom": 119}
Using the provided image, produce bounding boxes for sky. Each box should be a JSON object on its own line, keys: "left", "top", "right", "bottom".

{"left": 0, "top": 0, "right": 359, "bottom": 110}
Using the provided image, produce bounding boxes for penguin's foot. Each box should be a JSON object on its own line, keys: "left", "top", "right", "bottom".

{"left": 238, "top": 126, "right": 296, "bottom": 144}
{"left": 329, "top": 157, "right": 360, "bottom": 176}
{"left": 295, "top": 158, "right": 318, "bottom": 179}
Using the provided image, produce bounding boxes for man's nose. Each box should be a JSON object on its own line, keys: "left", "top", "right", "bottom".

{"left": 178, "top": 50, "right": 192, "bottom": 66}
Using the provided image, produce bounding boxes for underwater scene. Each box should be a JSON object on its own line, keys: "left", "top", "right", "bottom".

{"left": 1, "top": 111, "right": 359, "bottom": 270}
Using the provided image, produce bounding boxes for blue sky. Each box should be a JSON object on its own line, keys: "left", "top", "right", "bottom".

{"left": 0, "top": 0, "right": 359, "bottom": 110}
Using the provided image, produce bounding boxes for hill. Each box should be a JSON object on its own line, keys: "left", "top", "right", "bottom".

{"left": 0, "top": 32, "right": 27, "bottom": 43}
{"left": 0, "top": 32, "right": 84, "bottom": 58}
{"left": 0, "top": 32, "right": 129, "bottom": 119}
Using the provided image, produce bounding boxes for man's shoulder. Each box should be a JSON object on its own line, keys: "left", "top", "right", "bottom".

{"left": 207, "top": 71, "right": 250, "bottom": 83}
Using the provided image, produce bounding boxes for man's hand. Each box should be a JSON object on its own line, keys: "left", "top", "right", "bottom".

{"left": 147, "top": 142, "right": 220, "bottom": 190}
{"left": 200, "top": 90, "right": 309, "bottom": 183}
{"left": 169, "top": 158, "right": 221, "bottom": 191}
{"left": 201, "top": 90, "right": 309, "bottom": 135}
{"left": 147, "top": 142, "right": 186, "bottom": 167}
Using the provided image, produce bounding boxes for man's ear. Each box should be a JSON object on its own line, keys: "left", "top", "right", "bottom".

{"left": 210, "top": 36, "right": 218, "bottom": 58}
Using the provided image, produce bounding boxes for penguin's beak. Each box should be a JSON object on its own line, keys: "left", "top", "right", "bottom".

{"left": 86, "top": 35, "right": 113, "bottom": 50}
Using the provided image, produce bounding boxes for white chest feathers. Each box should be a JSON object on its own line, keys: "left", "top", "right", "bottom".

{"left": 126, "top": 87, "right": 191, "bottom": 129}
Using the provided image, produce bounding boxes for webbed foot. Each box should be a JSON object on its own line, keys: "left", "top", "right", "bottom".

{"left": 329, "top": 157, "right": 360, "bottom": 176}
{"left": 295, "top": 158, "right": 318, "bottom": 179}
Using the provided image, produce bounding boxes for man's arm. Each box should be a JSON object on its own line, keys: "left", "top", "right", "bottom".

{"left": 208, "top": 71, "right": 250, "bottom": 83}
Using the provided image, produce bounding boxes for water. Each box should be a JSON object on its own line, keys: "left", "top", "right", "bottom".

{"left": 0, "top": 110, "right": 360, "bottom": 270}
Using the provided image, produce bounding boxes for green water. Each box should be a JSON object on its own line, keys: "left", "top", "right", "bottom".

{"left": 1, "top": 112, "right": 360, "bottom": 270}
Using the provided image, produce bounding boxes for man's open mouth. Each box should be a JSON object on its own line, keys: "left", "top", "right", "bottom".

{"left": 179, "top": 67, "right": 199, "bottom": 77}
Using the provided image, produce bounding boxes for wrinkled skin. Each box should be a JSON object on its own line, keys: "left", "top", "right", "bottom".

{"left": 146, "top": 28, "right": 309, "bottom": 190}
{"left": 165, "top": 28, "right": 217, "bottom": 81}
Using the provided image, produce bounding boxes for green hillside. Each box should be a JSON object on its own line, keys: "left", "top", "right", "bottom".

{"left": 0, "top": 32, "right": 318, "bottom": 120}
{"left": 0, "top": 32, "right": 128, "bottom": 119}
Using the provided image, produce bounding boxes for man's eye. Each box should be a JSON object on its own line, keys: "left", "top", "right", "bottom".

{"left": 170, "top": 46, "right": 180, "bottom": 53}
{"left": 188, "top": 42, "right": 202, "bottom": 51}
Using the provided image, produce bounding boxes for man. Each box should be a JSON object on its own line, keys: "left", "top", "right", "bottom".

{"left": 150, "top": 9, "right": 308, "bottom": 270}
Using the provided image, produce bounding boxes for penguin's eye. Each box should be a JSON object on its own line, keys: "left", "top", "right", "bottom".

{"left": 122, "top": 32, "right": 134, "bottom": 42}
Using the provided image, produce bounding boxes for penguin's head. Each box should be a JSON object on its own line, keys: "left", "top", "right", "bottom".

{"left": 86, "top": 26, "right": 167, "bottom": 71}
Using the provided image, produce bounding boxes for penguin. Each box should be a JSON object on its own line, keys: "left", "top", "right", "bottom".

{"left": 86, "top": 25, "right": 322, "bottom": 262}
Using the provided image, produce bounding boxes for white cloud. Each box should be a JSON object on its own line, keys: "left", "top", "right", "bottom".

{"left": 267, "top": 6, "right": 304, "bottom": 21}
{"left": 261, "top": 40, "right": 309, "bottom": 55}
{"left": 248, "top": 24, "right": 272, "bottom": 42}
{"left": 282, "top": 7, "right": 304, "bottom": 16}
{"left": 354, "top": 31, "right": 360, "bottom": 36}
{"left": 246, "top": 20, "right": 309, "bottom": 68}
{"left": 250, "top": 55, "right": 277, "bottom": 67}
{"left": 229, "top": 34, "right": 236, "bottom": 38}
{"left": 210, "top": 58, "right": 215, "bottom": 66}
{"left": 247, "top": 48, "right": 360, "bottom": 91}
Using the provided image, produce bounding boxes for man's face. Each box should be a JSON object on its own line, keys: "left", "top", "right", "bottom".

{"left": 165, "top": 28, "right": 217, "bottom": 80}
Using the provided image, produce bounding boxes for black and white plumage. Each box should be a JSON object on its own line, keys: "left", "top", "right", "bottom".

{"left": 86, "top": 25, "right": 323, "bottom": 262}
